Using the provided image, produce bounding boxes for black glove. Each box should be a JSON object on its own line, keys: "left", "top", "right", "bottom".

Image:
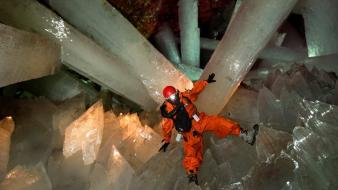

{"left": 159, "top": 141, "right": 170, "bottom": 152}
{"left": 206, "top": 73, "right": 216, "bottom": 83}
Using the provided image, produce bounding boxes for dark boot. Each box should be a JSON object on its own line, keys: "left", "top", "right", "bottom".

{"left": 240, "top": 124, "right": 259, "bottom": 145}
{"left": 188, "top": 173, "right": 199, "bottom": 185}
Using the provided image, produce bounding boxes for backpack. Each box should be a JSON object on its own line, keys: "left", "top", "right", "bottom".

{"left": 160, "top": 96, "right": 192, "bottom": 133}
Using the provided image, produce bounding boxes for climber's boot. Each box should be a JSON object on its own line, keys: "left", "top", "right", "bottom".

{"left": 188, "top": 173, "right": 199, "bottom": 185}
{"left": 240, "top": 124, "right": 259, "bottom": 145}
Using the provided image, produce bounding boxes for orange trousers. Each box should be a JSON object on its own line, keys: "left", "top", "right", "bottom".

{"left": 182, "top": 113, "right": 241, "bottom": 174}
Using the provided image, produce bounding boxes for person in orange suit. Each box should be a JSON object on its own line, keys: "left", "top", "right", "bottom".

{"left": 159, "top": 73, "right": 259, "bottom": 185}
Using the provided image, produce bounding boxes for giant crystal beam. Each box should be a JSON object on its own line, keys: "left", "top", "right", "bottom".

{"left": 0, "top": 116, "right": 15, "bottom": 180}
{"left": 195, "top": 0, "right": 298, "bottom": 115}
{"left": 0, "top": 0, "right": 157, "bottom": 110}
{"left": 199, "top": 37, "right": 306, "bottom": 62}
{"left": 154, "top": 24, "right": 181, "bottom": 66}
{"left": 178, "top": 0, "right": 200, "bottom": 67}
{"left": 43, "top": 0, "right": 193, "bottom": 103}
{"left": 300, "top": 0, "right": 338, "bottom": 57}
{"left": 154, "top": 24, "right": 202, "bottom": 81}
{"left": 0, "top": 23, "right": 60, "bottom": 88}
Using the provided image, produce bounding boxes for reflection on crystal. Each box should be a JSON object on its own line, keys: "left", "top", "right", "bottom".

{"left": 0, "top": 0, "right": 157, "bottom": 110}
{"left": 116, "top": 113, "right": 162, "bottom": 170}
{"left": 0, "top": 23, "right": 60, "bottom": 88}
{"left": 195, "top": 0, "right": 298, "bottom": 114}
{"left": 44, "top": 0, "right": 193, "bottom": 104}
{"left": 0, "top": 163, "right": 52, "bottom": 190}
{"left": 63, "top": 100, "right": 104, "bottom": 165}
{"left": 0, "top": 116, "right": 15, "bottom": 180}
{"left": 90, "top": 145, "right": 134, "bottom": 190}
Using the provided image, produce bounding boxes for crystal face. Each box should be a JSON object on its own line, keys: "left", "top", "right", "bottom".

{"left": 195, "top": 0, "right": 298, "bottom": 115}
{"left": 0, "top": 23, "right": 60, "bottom": 88}
{"left": 63, "top": 100, "right": 104, "bottom": 165}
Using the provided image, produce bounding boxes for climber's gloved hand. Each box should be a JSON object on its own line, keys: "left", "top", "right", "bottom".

{"left": 159, "top": 140, "right": 170, "bottom": 152}
{"left": 206, "top": 73, "right": 216, "bottom": 83}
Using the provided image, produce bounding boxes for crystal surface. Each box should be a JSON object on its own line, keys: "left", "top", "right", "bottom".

{"left": 0, "top": 0, "right": 157, "bottom": 110}
{"left": 44, "top": 0, "right": 192, "bottom": 104}
{"left": 0, "top": 116, "right": 15, "bottom": 180}
{"left": 0, "top": 163, "right": 52, "bottom": 190}
{"left": 178, "top": 0, "right": 200, "bottom": 67}
{"left": 63, "top": 100, "right": 104, "bottom": 165}
{"left": 195, "top": 0, "right": 298, "bottom": 114}
{"left": 154, "top": 24, "right": 181, "bottom": 66}
{"left": 0, "top": 23, "right": 60, "bottom": 88}
{"left": 89, "top": 145, "right": 134, "bottom": 190}
{"left": 301, "top": 0, "right": 338, "bottom": 57}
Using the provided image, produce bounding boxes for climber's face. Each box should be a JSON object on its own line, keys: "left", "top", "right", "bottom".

{"left": 167, "top": 92, "right": 180, "bottom": 105}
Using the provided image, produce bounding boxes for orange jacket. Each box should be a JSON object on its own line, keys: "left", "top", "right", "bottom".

{"left": 161, "top": 80, "right": 208, "bottom": 143}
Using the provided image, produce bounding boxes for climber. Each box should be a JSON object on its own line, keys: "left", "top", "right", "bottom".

{"left": 158, "top": 73, "right": 259, "bottom": 185}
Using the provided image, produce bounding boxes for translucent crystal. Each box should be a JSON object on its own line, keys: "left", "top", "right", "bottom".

{"left": 115, "top": 113, "right": 162, "bottom": 170}
{"left": 0, "top": 23, "right": 60, "bottom": 88}
{"left": 207, "top": 136, "right": 257, "bottom": 182}
{"left": 255, "top": 126, "right": 292, "bottom": 162}
{"left": 195, "top": 0, "right": 298, "bottom": 114}
{"left": 300, "top": 0, "right": 338, "bottom": 57}
{"left": 154, "top": 24, "right": 181, "bottom": 66}
{"left": 0, "top": 163, "right": 52, "bottom": 190}
{"left": 0, "top": 0, "right": 157, "bottom": 110}
{"left": 178, "top": 0, "right": 200, "bottom": 67}
{"left": 47, "top": 151, "right": 92, "bottom": 190}
{"left": 221, "top": 88, "right": 259, "bottom": 128}
{"left": 44, "top": 0, "right": 192, "bottom": 104}
{"left": 0, "top": 116, "right": 15, "bottom": 180}
{"left": 301, "top": 53, "right": 338, "bottom": 77}
{"left": 89, "top": 145, "right": 134, "bottom": 190}
{"left": 20, "top": 70, "right": 98, "bottom": 104}
{"left": 63, "top": 100, "right": 104, "bottom": 165}
{"left": 257, "top": 87, "right": 285, "bottom": 131}
{"left": 52, "top": 95, "right": 86, "bottom": 149}
{"left": 0, "top": 98, "right": 58, "bottom": 167}
{"left": 243, "top": 153, "right": 296, "bottom": 190}
{"left": 129, "top": 147, "right": 185, "bottom": 190}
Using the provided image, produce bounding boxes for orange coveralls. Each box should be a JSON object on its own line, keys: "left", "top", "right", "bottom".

{"left": 161, "top": 80, "right": 241, "bottom": 174}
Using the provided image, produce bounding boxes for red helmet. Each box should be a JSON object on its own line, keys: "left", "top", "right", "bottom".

{"left": 162, "top": 86, "right": 177, "bottom": 99}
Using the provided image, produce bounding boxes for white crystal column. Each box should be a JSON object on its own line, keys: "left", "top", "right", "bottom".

{"left": 0, "top": 0, "right": 157, "bottom": 110}
{"left": 154, "top": 24, "right": 181, "bottom": 66}
{"left": 178, "top": 0, "right": 200, "bottom": 67}
{"left": 44, "top": 0, "right": 192, "bottom": 103}
{"left": 0, "top": 23, "right": 60, "bottom": 88}
{"left": 301, "top": 0, "right": 338, "bottom": 57}
{"left": 195, "top": 0, "right": 298, "bottom": 115}
{"left": 0, "top": 117, "right": 15, "bottom": 180}
{"left": 200, "top": 38, "right": 306, "bottom": 62}
{"left": 63, "top": 100, "right": 104, "bottom": 165}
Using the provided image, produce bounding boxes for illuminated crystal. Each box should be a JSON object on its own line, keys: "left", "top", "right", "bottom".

{"left": 195, "top": 0, "right": 298, "bottom": 114}
{"left": 89, "top": 145, "right": 134, "bottom": 190}
{"left": 115, "top": 113, "right": 162, "bottom": 170}
{"left": 301, "top": 0, "right": 338, "bottom": 57}
{"left": 0, "top": 163, "right": 52, "bottom": 190}
{"left": 43, "top": 0, "right": 193, "bottom": 104}
{"left": 63, "top": 100, "right": 104, "bottom": 165}
{"left": 0, "top": 23, "right": 60, "bottom": 88}
{"left": 0, "top": 116, "right": 15, "bottom": 180}
{"left": 0, "top": 0, "right": 157, "bottom": 110}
